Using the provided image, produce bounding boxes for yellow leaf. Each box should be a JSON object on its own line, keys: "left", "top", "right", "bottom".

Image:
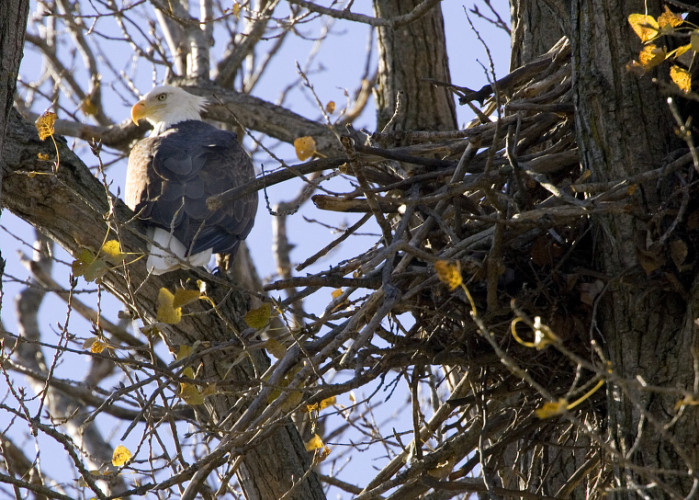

{"left": 176, "top": 344, "right": 194, "bottom": 361}
{"left": 670, "top": 65, "right": 691, "bottom": 93}
{"left": 325, "top": 101, "right": 336, "bottom": 114}
{"left": 245, "top": 303, "right": 272, "bottom": 329}
{"left": 349, "top": 391, "right": 356, "bottom": 403}
{"left": 112, "top": 445, "right": 131, "bottom": 466}
{"left": 434, "top": 260, "right": 463, "bottom": 291}
{"left": 628, "top": 13, "right": 659, "bottom": 43}
{"left": 37, "top": 153, "right": 50, "bottom": 161}
{"left": 232, "top": 2, "right": 241, "bottom": 19}
{"left": 157, "top": 288, "right": 182, "bottom": 324}
{"left": 306, "top": 395, "right": 336, "bottom": 413}
{"left": 90, "top": 340, "right": 112, "bottom": 354}
{"left": 35, "top": 111, "right": 57, "bottom": 140}
{"left": 172, "top": 288, "right": 202, "bottom": 309}
{"left": 180, "top": 382, "right": 205, "bottom": 405}
{"left": 672, "top": 43, "right": 692, "bottom": 59}
{"left": 294, "top": 136, "right": 317, "bottom": 161}
{"left": 535, "top": 398, "right": 568, "bottom": 419}
{"left": 331, "top": 288, "right": 343, "bottom": 299}
{"left": 313, "top": 446, "right": 331, "bottom": 464}
{"left": 658, "top": 6, "right": 683, "bottom": 30}
{"left": 100, "top": 239, "right": 127, "bottom": 265}
{"left": 305, "top": 433, "right": 324, "bottom": 451}
{"left": 319, "top": 395, "right": 336, "bottom": 410}
{"left": 638, "top": 44, "right": 666, "bottom": 69}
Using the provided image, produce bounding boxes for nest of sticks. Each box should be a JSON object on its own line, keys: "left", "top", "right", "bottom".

{"left": 264, "top": 36, "right": 699, "bottom": 425}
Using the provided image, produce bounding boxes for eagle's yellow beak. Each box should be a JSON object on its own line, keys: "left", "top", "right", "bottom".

{"left": 131, "top": 100, "right": 147, "bottom": 125}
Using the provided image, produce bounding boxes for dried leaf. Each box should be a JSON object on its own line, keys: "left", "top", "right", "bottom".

{"left": 180, "top": 382, "right": 205, "bottom": 405}
{"left": 265, "top": 338, "right": 287, "bottom": 359}
{"left": 673, "top": 43, "right": 692, "bottom": 59}
{"left": 325, "top": 101, "right": 336, "bottom": 114}
{"left": 172, "top": 288, "right": 202, "bottom": 309}
{"left": 157, "top": 288, "right": 182, "bottom": 324}
{"left": 331, "top": 288, "right": 344, "bottom": 299}
{"left": 625, "top": 60, "right": 647, "bottom": 76}
{"left": 176, "top": 344, "right": 194, "bottom": 361}
{"left": 80, "top": 97, "right": 98, "bottom": 117}
{"left": 35, "top": 111, "right": 57, "bottom": 140}
{"left": 658, "top": 6, "right": 683, "bottom": 30}
{"left": 628, "top": 13, "right": 659, "bottom": 43}
{"left": 90, "top": 340, "right": 112, "bottom": 354}
{"left": 112, "top": 445, "right": 131, "bottom": 466}
{"left": 669, "top": 239, "right": 688, "bottom": 268}
{"left": 638, "top": 44, "right": 666, "bottom": 69}
{"left": 670, "top": 65, "right": 691, "bottom": 93}
{"left": 100, "top": 239, "right": 127, "bottom": 265}
{"left": 636, "top": 246, "right": 664, "bottom": 275}
{"left": 306, "top": 396, "right": 337, "bottom": 413}
{"left": 294, "top": 136, "right": 317, "bottom": 161}
{"left": 245, "top": 303, "right": 272, "bottom": 329}
{"left": 313, "top": 446, "right": 331, "bottom": 464}
{"left": 434, "top": 260, "right": 463, "bottom": 291}
{"left": 305, "top": 434, "right": 324, "bottom": 451}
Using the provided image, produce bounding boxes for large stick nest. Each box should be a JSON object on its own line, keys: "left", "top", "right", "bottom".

{"left": 269, "top": 36, "right": 699, "bottom": 417}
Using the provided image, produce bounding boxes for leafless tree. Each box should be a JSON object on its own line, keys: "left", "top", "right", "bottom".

{"left": 1, "top": 0, "right": 698, "bottom": 499}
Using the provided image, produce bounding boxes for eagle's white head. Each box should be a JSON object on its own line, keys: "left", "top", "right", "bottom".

{"left": 131, "top": 85, "right": 208, "bottom": 135}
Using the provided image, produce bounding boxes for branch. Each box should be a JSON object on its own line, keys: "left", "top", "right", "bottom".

{"left": 1, "top": 107, "right": 324, "bottom": 500}
{"left": 287, "top": 0, "right": 442, "bottom": 27}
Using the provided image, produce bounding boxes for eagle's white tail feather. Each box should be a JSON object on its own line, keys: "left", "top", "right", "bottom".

{"left": 146, "top": 227, "right": 212, "bottom": 275}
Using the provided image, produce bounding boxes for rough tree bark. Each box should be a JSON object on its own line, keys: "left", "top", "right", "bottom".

{"left": 508, "top": 0, "right": 699, "bottom": 497}
{"left": 0, "top": 0, "right": 29, "bottom": 283}
{"left": 372, "top": 0, "right": 456, "bottom": 134}
{"left": 509, "top": 0, "right": 567, "bottom": 69}
{"left": 572, "top": 0, "right": 699, "bottom": 496}
{"left": 0, "top": 0, "right": 29, "bottom": 195}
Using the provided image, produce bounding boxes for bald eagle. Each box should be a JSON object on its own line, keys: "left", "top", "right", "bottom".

{"left": 126, "top": 85, "right": 257, "bottom": 275}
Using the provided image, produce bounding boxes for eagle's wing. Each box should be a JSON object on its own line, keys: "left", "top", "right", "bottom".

{"left": 126, "top": 121, "right": 257, "bottom": 257}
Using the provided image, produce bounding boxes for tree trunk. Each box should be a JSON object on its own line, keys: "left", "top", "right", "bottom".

{"left": 0, "top": 0, "right": 29, "bottom": 211}
{"left": 372, "top": 0, "right": 456, "bottom": 135}
{"left": 572, "top": 0, "right": 698, "bottom": 497}
{"left": 509, "top": 0, "right": 567, "bottom": 68}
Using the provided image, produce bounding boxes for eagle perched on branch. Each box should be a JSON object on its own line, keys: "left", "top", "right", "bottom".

{"left": 126, "top": 85, "right": 257, "bottom": 275}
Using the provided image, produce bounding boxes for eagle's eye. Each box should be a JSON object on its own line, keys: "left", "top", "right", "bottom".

{"left": 156, "top": 93, "right": 167, "bottom": 102}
